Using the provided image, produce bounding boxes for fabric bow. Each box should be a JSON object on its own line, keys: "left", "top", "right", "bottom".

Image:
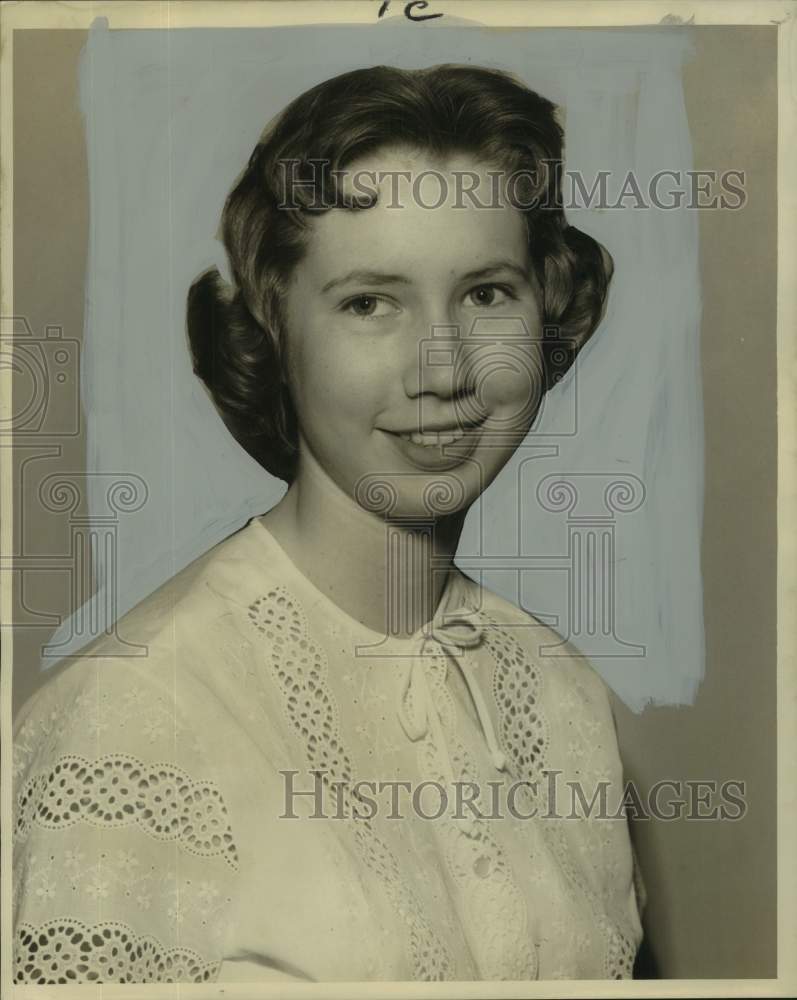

{"left": 397, "top": 606, "right": 508, "bottom": 777}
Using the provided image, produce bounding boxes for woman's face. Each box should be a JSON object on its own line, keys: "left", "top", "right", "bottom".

{"left": 281, "top": 146, "right": 545, "bottom": 519}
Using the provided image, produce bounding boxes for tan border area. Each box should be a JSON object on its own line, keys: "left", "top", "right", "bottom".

{"left": 0, "top": 0, "right": 794, "bottom": 28}
{"left": 1, "top": 1, "right": 794, "bottom": 998}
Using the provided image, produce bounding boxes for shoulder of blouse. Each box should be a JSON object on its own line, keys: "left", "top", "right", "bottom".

{"left": 12, "top": 536, "right": 247, "bottom": 871}
{"left": 13, "top": 524, "right": 262, "bottom": 744}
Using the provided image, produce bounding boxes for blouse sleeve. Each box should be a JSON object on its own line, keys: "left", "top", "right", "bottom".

{"left": 12, "top": 644, "right": 240, "bottom": 985}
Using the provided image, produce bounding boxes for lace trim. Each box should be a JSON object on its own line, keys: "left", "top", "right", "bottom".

{"left": 479, "top": 609, "right": 638, "bottom": 980}
{"left": 605, "top": 921, "right": 637, "bottom": 979}
{"left": 248, "top": 587, "right": 455, "bottom": 982}
{"left": 487, "top": 614, "right": 550, "bottom": 781}
{"left": 14, "top": 919, "right": 219, "bottom": 984}
{"left": 15, "top": 753, "right": 239, "bottom": 870}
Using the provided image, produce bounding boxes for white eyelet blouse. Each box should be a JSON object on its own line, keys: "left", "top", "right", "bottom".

{"left": 12, "top": 515, "right": 646, "bottom": 984}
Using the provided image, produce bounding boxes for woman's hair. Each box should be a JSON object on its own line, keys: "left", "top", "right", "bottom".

{"left": 187, "top": 64, "right": 613, "bottom": 483}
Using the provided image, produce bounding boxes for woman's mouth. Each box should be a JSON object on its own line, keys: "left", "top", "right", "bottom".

{"left": 380, "top": 419, "right": 486, "bottom": 465}
{"left": 396, "top": 429, "right": 467, "bottom": 446}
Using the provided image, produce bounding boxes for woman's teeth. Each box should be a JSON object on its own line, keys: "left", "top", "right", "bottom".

{"left": 399, "top": 429, "right": 466, "bottom": 446}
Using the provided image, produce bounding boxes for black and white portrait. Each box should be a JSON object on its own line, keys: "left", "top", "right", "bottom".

{"left": 3, "top": 1, "right": 792, "bottom": 993}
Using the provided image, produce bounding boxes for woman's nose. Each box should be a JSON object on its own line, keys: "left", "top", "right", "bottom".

{"left": 401, "top": 314, "right": 472, "bottom": 402}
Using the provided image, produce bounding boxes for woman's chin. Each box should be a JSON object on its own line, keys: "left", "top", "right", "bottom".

{"left": 352, "top": 466, "right": 483, "bottom": 522}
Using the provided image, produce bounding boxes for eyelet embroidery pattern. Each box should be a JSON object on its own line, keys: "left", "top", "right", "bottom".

{"left": 14, "top": 919, "right": 220, "bottom": 984}
{"left": 488, "top": 618, "right": 550, "bottom": 783}
{"left": 248, "top": 587, "right": 455, "bottom": 982}
{"left": 13, "top": 846, "right": 234, "bottom": 982}
{"left": 15, "top": 753, "right": 239, "bottom": 870}
{"left": 13, "top": 658, "right": 241, "bottom": 987}
{"left": 478, "top": 609, "right": 638, "bottom": 980}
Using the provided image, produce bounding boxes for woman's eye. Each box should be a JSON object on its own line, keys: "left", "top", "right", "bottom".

{"left": 466, "top": 284, "right": 516, "bottom": 308}
{"left": 341, "top": 295, "right": 397, "bottom": 320}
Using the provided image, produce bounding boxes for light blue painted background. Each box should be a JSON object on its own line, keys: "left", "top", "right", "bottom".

{"left": 49, "top": 19, "right": 703, "bottom": 711}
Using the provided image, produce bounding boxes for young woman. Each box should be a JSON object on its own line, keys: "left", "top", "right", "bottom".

{"left": 13, "top": 64, "right": 646, "bottom": 983}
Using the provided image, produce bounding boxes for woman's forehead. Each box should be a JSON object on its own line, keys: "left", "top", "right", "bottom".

{"left": 300, "top": 194, "right": 530, "bottom": 286}
{"left": 294, "top": 148, "right": 531, "bottom": 280}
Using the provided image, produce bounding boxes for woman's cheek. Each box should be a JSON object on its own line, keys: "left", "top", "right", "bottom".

{"left": 333, "top": 346, "right": 394, "bottom": 407}
{"left": 473, "top": 345, "right": 545, "bottom": 424}
{"left": 302, "top": 348, "right": 386, "bottom": 430}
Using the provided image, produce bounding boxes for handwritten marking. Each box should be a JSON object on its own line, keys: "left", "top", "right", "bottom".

{"left": 378, "top": 1, "right": 444, "bottom": 22}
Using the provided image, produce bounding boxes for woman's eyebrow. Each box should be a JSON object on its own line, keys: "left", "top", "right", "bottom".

{"left": 320, "top": 260, "right": 531, "bottom": 295}
{"left": 458, "top": 260, "right": 532, "bottom": 285}
{"left": 321, "top": 270, "right": 411, "bottom": 294}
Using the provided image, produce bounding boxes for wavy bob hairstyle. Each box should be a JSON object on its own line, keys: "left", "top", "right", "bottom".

{"left": 187, "top": 64, "right": 613, "bottom": 483}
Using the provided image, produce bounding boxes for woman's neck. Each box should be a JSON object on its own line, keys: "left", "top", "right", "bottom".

{"left": 259, "top": 461, "right": 466, "bottom": 638}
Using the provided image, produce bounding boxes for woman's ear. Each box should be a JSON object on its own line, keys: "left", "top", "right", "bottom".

{"left": 600, "top": 243, "right": 614, "bottom": 283}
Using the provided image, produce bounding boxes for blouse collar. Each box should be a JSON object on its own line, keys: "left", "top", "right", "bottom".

{"left": 248, "top": 515, "right": 507, "bottom": 774}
